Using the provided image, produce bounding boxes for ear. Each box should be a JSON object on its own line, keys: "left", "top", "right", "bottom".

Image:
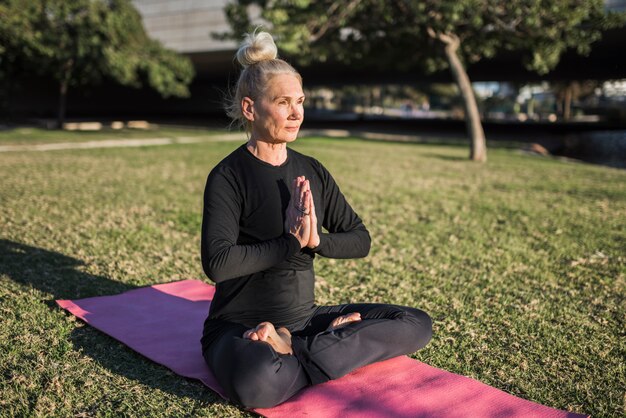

{"left": 242, "top": 97, "right": 255, "bottom": 122}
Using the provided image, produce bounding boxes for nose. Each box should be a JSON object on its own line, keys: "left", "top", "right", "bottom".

{"left": 289, "top": 103, "right": 303, "bottom": 120}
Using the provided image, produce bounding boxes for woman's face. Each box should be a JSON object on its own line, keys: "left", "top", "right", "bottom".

{"left": 248, "top": 74, "right": 305, "bottom": 143}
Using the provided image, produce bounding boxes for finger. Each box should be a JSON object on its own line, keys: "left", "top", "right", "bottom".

{"left": 291, "top": 176, "right": 304, "bottom": 208}
{"left": 299, "top": 182, "right": 308, "bottom": 208}
{"left": 310, "top": 195, "right": 317, "bottom": 228}
{"left": 304, "top": 181, "right": 311, "bottom": 208}
{"left": 300, "top": 190, "right": 310, "bottom": 214}
{"left": 300, "top": 196, "right": 311, "bottom": 239}
{"left": 309, "top": 189, "right": 315, "bottom": 212}
{"left": 299, "top": 178, "right": 308, "bottom": 206}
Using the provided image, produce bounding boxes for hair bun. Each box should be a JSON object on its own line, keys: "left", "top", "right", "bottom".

{"left": 236, "top": 31, "right": 278, "bottom": 67}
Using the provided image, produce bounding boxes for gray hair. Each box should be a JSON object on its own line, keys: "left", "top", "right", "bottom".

{"left": 226, "top": 31, "right": 302, "bottom": 132}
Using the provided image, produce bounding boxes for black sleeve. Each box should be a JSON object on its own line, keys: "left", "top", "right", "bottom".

{"left": 201, "top": 167, "right": 301, "bottom": 283}
{"left": 311, "top": 163, "right": 371, "bottom": 259}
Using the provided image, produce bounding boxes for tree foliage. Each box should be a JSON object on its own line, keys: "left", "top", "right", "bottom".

{"left": 0, "top": 0, "right": 195, "bottom": 124}
{"left": 222, "top": 0, "right": 622, "bottom": 76}
{"left": 219, "top": 0, "right": 624, "bottom": 161}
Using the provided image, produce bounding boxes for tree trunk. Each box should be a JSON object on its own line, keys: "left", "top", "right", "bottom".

{"left": 57, "top": 59, "right": 73, "bottom": 129}
{"left": 563, "top": 84, "right": 572, "bottom": 121}
{"left": 429, "top": 29, "right": 487, "bottom": 162}
{"left": 57, "top": 80, "right": 68, "bottom": 129}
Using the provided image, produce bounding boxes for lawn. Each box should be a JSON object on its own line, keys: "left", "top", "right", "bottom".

{"left": 0, "top": 135, "right": 624, "bottom": 417}
{"left": 0, "top": 126, "right": 226, "bottom": 146}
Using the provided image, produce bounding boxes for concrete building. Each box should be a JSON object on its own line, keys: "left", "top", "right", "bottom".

{"left": 133, "top": 0, "right": 236, "bottom": 54}
{"left": 132, "top": 0, "right": 240, "bottom": 79}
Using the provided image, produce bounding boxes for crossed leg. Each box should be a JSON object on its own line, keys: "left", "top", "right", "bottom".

{"left": 203, "top": 304, "right": 432, "bottom": 409}
{"left": 203, "top": 323, "right": 309, "bottom": 408}
{"left": 291, "top": 303, "right": 432, "bottom": 385}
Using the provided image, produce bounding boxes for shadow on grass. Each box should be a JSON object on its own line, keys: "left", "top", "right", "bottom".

{"left": 328, "top": 134, "right": 527, "bottom": 150}
{"left": 420, "top": 153, "right": 469, "bottom": 162}
{"left": 0, "top": 239, "right": 224, "bottom": 408}
{"left": 70, "top": 326, "right": 225, "bottom": 407}
{"left": 0, "top": 239, "right": 135, "bottom": 300}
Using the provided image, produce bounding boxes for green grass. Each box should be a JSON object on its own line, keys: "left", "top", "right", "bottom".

{"left": 0, "top": 126, "right": 226, "bottom": 146}
{"left": 1, "top": 136, "right": 624, "bottom": 417}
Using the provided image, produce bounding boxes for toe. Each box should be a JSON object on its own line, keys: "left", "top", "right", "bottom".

{"left": 256, "top": 323, "right": 273, "bottom": 341}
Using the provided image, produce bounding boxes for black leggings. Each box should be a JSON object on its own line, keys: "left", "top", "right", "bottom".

{"left": 203, "top": 303, "right": 432, "bottom": 409}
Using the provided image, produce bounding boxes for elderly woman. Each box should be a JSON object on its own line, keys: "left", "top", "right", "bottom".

{"left": 201, "top": 31, "right": 432, "bottom": 409}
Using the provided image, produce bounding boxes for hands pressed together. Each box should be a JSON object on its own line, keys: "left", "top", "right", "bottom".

{"left": 243, "top": 176, "right": 363, "bottom": 347}
{"left": 285, "top": 176, "right": 320, "bottom": 249}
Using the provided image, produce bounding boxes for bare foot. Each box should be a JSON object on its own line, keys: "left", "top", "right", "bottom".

{"left": 243, "top": 322, "right": 293, "bottom": 355}
{"left": 327, "top": 312, "right": 362, "bottom": 331}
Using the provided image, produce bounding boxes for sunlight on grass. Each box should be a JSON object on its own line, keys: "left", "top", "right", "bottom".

{"left": 0, "top": 126, "right": 225, "bottom": 146}
{"left": 1, "top": 137, "right": 624, "bottom": 417}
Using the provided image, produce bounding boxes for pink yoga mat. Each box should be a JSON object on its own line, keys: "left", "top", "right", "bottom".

{"left": 57, "top": 279, "right": 587, "bottom": 418}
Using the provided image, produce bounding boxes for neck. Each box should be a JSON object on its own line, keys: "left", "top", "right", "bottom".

{"left": 246, "top": 138, "right": 288, "bottom": 166}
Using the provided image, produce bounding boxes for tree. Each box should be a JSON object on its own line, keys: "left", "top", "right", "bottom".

{"left": 552, "top": 80, "right": 600, "bottom": 121}
{"left": 0, "top": 0, "right": 195, "bottom": 127}
{"left": 218, "top": 0, "right": 624, "bottom": 162}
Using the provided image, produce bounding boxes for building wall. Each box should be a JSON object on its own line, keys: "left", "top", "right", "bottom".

{"left": 132, "top": 0, "right": 237, "bottom": 53}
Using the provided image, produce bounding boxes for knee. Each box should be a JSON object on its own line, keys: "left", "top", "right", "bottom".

{"left": 226, "top": 346, "right": 288, "bottom": 409}
{"left": 402, "top": 307, "right": 433, "bottom": 351}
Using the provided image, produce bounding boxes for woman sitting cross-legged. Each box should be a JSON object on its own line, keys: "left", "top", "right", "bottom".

{"left": 200, "top": 31, "right": 432, "bottom": 409}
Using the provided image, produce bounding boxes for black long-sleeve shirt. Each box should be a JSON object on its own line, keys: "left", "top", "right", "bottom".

{"left": 201, "top": 144, "right": 370, "bottom": 347}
